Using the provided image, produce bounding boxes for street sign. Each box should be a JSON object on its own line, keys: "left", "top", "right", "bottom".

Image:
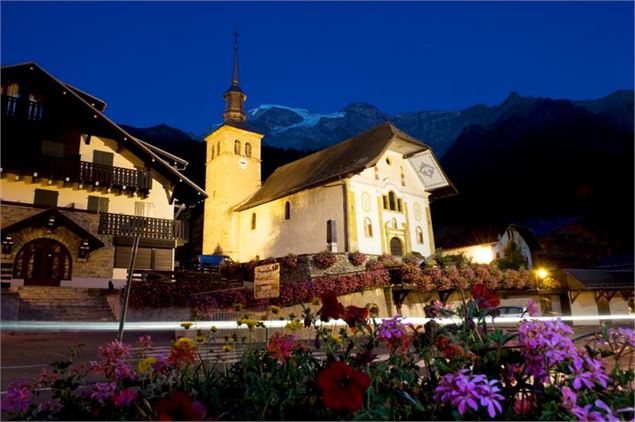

{"left": 254, "top": 263, "right": 280, "bottom": 299}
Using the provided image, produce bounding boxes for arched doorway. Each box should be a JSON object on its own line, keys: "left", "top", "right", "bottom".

{"left": 389, "top": 237, "right": 403, "bottom": 257}
{"left": 14, "top": 239, "right": 72, "bottom": 286}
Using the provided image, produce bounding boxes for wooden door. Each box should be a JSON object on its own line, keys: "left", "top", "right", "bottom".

{"left": 14, "top": 239, "right": 71, "bottom": 286}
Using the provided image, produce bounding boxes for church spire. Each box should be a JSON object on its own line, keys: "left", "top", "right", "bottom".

{"left": 223, "top": 27, "right": 247, "bottom": 123}
{"left": 232, "top": 27, "right": 240, "bottom": 87}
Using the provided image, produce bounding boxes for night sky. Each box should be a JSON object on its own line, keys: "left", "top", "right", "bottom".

{"left": 2, "top": 1, "right": 633, "bottom": 134}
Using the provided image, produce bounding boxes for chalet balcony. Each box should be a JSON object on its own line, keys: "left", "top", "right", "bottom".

{"left": 98, "top": 212, "right": 189, "bottom": 241}
{"left": 2, "top": 95, "right": 46, "bottom": 121}
{"left": 2, "top": 155, "right": 151, "bottom": 193}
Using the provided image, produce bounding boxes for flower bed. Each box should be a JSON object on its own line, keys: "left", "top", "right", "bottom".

{"left": 5, "top": 286, "right": 634, "bottom": 421}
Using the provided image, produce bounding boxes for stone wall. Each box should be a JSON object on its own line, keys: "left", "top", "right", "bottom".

{"left": 1, "top": 204, "right": 115, "bottom": 283}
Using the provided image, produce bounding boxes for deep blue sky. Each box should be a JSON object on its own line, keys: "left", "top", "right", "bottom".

{"left": 2, "top": 1, "right": 633, "bottom": 134}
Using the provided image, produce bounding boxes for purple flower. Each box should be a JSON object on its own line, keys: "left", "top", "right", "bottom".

{"left": 434, "top": 370, "right": 504, "bottom": 417}
{"left": 90, "top": 382, "right": 117, "bottom": 404}
{"left": 1, "top": 380, "right": 32, "bottom": 413}
{"left": 560, "top": 386, "right": 577, "bottom": 411}
{"left": 98, "top": 340, "right": 131, "bottom": 362}
{"left": 377, "top": 315, "right": 410, "bottom": 341}
{"left": 112, "top": 389, "right": 137, "bottom": 407}
{"left": 518, "top": 319, "right": 577, "bottom": 381}
{"left": 569, "top": 356, "right": 595, "bottom": 390}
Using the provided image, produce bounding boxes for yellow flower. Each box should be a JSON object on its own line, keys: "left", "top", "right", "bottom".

{"left": 233, "top": 303, "right": 243, "bottom": 312}
{"left": 221, "top": 344, "right": 234, "bottom": 353}
{"left": 311, "top": 297, "right": 321, "bottom": 306}
{"left": 210, "top": 326, "right": 218, "bottom": 333}
{"left": 174, "top": 336, "right": 195, "bottom": 350}
{"left": 269, "top": 305, "right": 282, "bottom": 316}
{"left": 239, "top": 319, "right": 261, "bottom": 329}
{"left": 330, "top": 336, "right": 343, "bottom": 345}
{"left": 196, "top": 335, "right": 207, "bottom": 344}
{"left": 285, "top": 320, "right": 303, "bottom": 332}
{"left": 180, "top": 321, "right": 193, "bottom": 330}
{"left": 137, "top": 356, "right": 156, "bottom": 373}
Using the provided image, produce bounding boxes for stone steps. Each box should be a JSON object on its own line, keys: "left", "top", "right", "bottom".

{"left": 17, "top": 286, "right": 116, "bottom": 321}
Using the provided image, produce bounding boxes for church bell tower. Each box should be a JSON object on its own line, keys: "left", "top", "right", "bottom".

{"left": 202, "top": 30, "right": 263, "bottom": 259}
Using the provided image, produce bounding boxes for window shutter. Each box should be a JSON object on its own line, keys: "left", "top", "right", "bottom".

{"left": 152, "top": 248, "right": 173, "bottom": 270}
{"left": 41, "top": 140, "right": 65, "bottom": 158}
{"left": 34, "top": 189, "right": 58, "bottom": 207}
{"left": 93, "top": 150, "right": 114, "bottom": 166}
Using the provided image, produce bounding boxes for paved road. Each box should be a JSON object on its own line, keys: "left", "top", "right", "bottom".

{"left": 0, "top": 325, "right": 626, "bottom": 391}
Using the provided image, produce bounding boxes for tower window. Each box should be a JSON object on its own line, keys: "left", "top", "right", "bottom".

{"left": 245, "top": 142, "right": 252, "bottom": 157}
{"left": 284, "top": 201, "right": 291, "bottom": 220}
{"left": 374, "top": 166, "right": 379, "bottom": 180}
{"left": 416, "top": 226, "right": 424, "bottom": 244}
{"left": 388, "top": 191, "right": 396, "bottom": 211}
{"left": 397, "top": 198, "right": 402, "bottom": 213}
{"left": 217, "top": 142, "right": 220, "bottom": 156}
{"left": 234, "top": 140, "right": 241, "bottom": 155}
{"left": 251, "top": 213, "right": 256, "bottom": 230}
{"left": 391, "top": 218, "right": 398, "bottom": 229}
{"left": 400, "top": 166, "right": 405, "bottom": 186}
{"left": 211, "top": 146, "right": 215, "bottom": 160}
{"left": 382, "top": 195, "right": 388, "bottom": 209}
{"left": 364, "top": 218, "right": 373, "bottom": 238}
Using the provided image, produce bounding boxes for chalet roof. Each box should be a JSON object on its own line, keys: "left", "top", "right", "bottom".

{"left": 236, "top": 123, "right": 433, "bottom": 211}
{"left": 563, "top": 268, "right": 633, "bottom": 290}
{"left": 1, "top": 208, "right": 105, "bottom": 250}
{"left": 1, "top": 62, "right": 207, "bottom": 205}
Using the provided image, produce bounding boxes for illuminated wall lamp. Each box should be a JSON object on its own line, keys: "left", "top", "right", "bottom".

{"left": 78, "top": 239, "right": 91, "bottom": 259}
{"left": 2, "top": 235, "right": 14, "bottom": 254}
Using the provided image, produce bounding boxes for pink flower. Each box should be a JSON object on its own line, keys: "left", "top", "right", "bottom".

{"left": 560, "top": 386, "right": 577, "bottom": 411}
{"left": 136, "top": 335, "right": 153, "bottom": 349}
{"left": 267, "top": 333, "right": 296, "bottom": 363}
{"left": 112, "top": 389, "right": 137, "bottom": 407}
{"left": 90, "top": 382, "right": 117, "bottom": 404}
{"left": 527, "top": 299, "right": 539, "bottom": 317}
{"left": 434, "top": 370, "right": 504, "bottom": 418}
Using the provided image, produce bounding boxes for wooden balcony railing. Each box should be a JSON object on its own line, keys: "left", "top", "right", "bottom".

{"left": 2, "top": 95, "right": 45, "bottom": 121}
{"left": 2, "top": 155, "right": 151, "bottom": 193}
{"left": 98, "top": 212, "right": 189, "bottom": 241}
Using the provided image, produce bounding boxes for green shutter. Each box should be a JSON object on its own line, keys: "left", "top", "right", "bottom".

{"left": 41, "top": 140, "right": 64, "bottom": 158}
{"left": 88, "top": 196, "right": 109, "bottom": 213}
{"left": 34, "top": 189, "right": 58, "bottom": 207}
{"left": 93, "top": 150, "right": 114, "bottom": 166}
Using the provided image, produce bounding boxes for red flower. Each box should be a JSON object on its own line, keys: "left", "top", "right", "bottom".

{"left": 317, "top": 291, "right": 345, "bottom": 321}
{"left": 471, "top": 283, "right": 500, "bottom": 309}
{"left": 154, "top": 390, "right": 206, "bottom": 421}
{"left": 343, "top": 306, "right": 368, "bottom": 328}
{"left": 316, "top": 361, "right": 370, "bottom": 412}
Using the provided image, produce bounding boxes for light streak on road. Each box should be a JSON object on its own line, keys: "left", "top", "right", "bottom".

{"left": 1, "top": 315, "right": 633, "bottom": 332}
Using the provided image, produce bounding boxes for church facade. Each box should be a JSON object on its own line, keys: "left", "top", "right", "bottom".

{"left": 203, "top": 40, "right": 456, "bottom": 262}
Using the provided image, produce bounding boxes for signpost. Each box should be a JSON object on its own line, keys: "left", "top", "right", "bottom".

{"left": 254, "top": 263, "right": 280, "bottom": 300}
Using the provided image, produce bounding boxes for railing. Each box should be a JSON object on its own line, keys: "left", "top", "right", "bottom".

{"left": 2, "top": 95, "right": 45, "bottom": 121}
{"left": 98, "top": 212, "right": 188, "bottom": 241}
{"left": 3, "top": 155, "right": 151, "bottom": 192}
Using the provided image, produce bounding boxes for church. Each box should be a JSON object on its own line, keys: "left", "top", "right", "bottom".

{"left": 203, "top": 38, "right": 456, "bottom": 262}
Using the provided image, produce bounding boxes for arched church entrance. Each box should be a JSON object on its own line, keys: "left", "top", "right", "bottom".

{"left": 14, "top": 239, "right": 72, "bottom": 286}
{"left": 389, "top": 237, "right": 403, "bottom": 257}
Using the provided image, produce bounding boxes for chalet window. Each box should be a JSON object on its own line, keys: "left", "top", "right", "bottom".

{"left": 27, "top": 94, "right": 44, "bottom": 121}
{"left": 251, "top": 213, "right": 256, "bottom": 230}
{"left": 400, "top": 167, "right": 405, "bottom": 186}
{"left": 284, "top": 201, "right": 291, "bottom": 220}
{"left": 114, "top": 246, "right": 172, "bottom": 270}
{"left": 34, "top": 189, "right": 58, "bottom": 207}
{"left": 3, "top": 83, "right": 19, "bottom": 97}
{"left": 364, "top": 218, "right": 373, "bottom": 238}
{"left": 245, "top": 142, "right": 252, "bottom": 157}
{"left": 87, "top": 196, "right": 109, "bottom": 213}
{"left": 388, "top": 191, "right": 396, "bottom": 211}
{"left": 234, "top": 140, "right": 241, "bottom": 155}
{"left": 41, "top": 140, "right": 64, "bottom": 158}
{"left": 135, "top": 202, "right": 154, "bottom": 217}
{"left": 416, "top": 226, "right": 424, "bottom": 244}
{"left": 93, "top": 150, "right": 114, "bottom": 166}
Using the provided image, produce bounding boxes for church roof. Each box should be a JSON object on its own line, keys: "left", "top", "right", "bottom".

{"left": 236, "top": 122, "right": 430, "bottom": 211}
